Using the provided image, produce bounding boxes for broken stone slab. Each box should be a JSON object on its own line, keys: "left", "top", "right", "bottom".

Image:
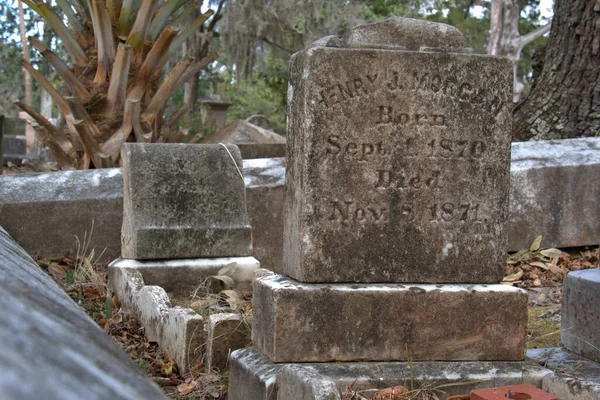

{"left": 121, "top": 143, "right": 252, "bottom": 259}
{"left": 343, "top": 16, "right": 473, "bottom": 52}
{"left": 0, "top": 226, "right": 166, "bottom": 400}
{"left": 108, "top": 266, "right": 204, "bottom": 373}
{"left": 561, "top": 268, "right": 600, "bottom": 363}
{"left": 252, "top": 275, "right": 528, "bottom": 363}
{"left": 509, "top": 137, "right": 600, "bottom": 251}
{"left": 228, "top": 347, "right": 553, "bottom": 400}
{"left": 205, "top": 313, "right": 251, "bottom": 373}
{"left": 527, "top": 347, "right": 600, "bottom": 400}
{"left": 202, "top": 120, "right": 286, "bottom": 159}
{"left": 108, "top": 256, "right": 260, "bottom": 296}
{"left": 285, "top": 21, "right": 513, "bottom": 283}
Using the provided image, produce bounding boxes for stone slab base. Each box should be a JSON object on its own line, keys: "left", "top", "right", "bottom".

{"left": 109, "top": 256, "right": 260, "bottom": 296}
{"left": 253, "top": 275, "right": 528, "bottom": 362}
{"left": 228, "top": 347, "right": 553, "bottom": 400}
{"left": 527, "top": 347, "right": 600, "bottom": 400}
{"left": 561, "top": 268, "right": 600, "bottom": 363}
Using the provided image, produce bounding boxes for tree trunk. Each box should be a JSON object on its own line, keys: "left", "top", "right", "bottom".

{"left": 488, "top": 0, "right": 551, "bottom": 101}
{"left": 183, "top": 9, "right": 201, "bottom": 115}
{"left": 18, "top": 0, "right": 38, "bottom": 155}
{"left": 512, "top": 0, "right": 600, "bottom": 141}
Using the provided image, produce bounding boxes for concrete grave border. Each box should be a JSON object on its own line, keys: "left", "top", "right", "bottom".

{"left": 108, "top": 256, "right": 260, "bottom": 373}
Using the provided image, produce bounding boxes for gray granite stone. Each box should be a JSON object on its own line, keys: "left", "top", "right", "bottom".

{"left": 562, "top": 269, "right": 600, "bottom": 363}
{"left": 0, "top": 226, "right": 166, "bottom": 400}
{"left": 121, "top": 143, "right": 252, "bottom": 259}
{"left": 285, "top": 24, "right": 513, "bottom": 283}
{"left": 228, "top": 347, "right": 553, "bottom": 400}
{"left": 252, "top": 275, "right": 528, "bottom": 363}
{"left": 509, "top": 137, "right": 600, "bottom": 251}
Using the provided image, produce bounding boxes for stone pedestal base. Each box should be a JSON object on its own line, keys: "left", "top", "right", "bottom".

{"left": 228, "top": 347, "right": 553, "bottom": 400}
{"left": 253, "top": 275, "right": 528, "bottom": 362}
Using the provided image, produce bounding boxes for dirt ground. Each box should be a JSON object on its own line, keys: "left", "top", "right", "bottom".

{"left": 36, "top": 243, "right": 598, "bottom": 399}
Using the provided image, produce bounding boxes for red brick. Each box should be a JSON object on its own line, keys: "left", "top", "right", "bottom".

{"left": 471, "top": 384, "right": 557, "bottom": 400}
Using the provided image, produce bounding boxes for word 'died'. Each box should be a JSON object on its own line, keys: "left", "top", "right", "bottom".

{"left": 375, "top": 169, "right": 444, "bottom": 190}
{"left": 377, "top": 107, "right": 446, "bottom": 126}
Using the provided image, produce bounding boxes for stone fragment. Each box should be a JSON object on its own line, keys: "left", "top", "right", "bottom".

{"left": 108, "top": 256, "right": 260, "bottom": 296}
{"left": 206, "top": 313, "right": 251, "bottom": 373}
{"left": 508, "top": 137, "right": 600, "bottom": 251}
{"left": 285, "top": 26, "right": 513, "bottom": 283}
{"left": 343, "top": 16, "right": 472, "bottom": 52}
{"left": 252, "top": 275, "right": 528, "bottom": 362}
{"left": 121, "top": 143, "right": 252, "bottom": 259}
{"left": 108, "top": 267, "right": 204, "bottom": 372}
{"left": 561, "top": 268, "right": 600, "bottom": 362}
{"left": 202, "top": 120, "right": 286, "bottom": 159}
{"left": 228, "top": 347, "right": 553, "bottom": 400}
{"left": 0, "top": 226, "right": 166, "bottom": 400}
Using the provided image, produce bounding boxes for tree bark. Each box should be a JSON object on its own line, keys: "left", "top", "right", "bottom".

{"left": 512, "top": 0, "right": 600, "bottom": 141}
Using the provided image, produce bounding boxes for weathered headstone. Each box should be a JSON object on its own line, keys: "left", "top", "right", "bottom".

{"left": 284, "top": 18, "right": 512, "bottom": 283}
{"left": 229, "top": 17, "right": 531, "bottom": 399}
{"left": 121, "top": 143, "right": 252, "bottom": 259}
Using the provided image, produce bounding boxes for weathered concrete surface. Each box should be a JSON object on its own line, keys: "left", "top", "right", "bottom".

{"left": 109, "top": 256, "right": 260, "bottom": 296}
{"left": 0, "top": 168, "right": 123, "bottom": 260}
{"left": 285, "top": 20, "right": 513, "bottom": 283}
{"left": 509, "top": 137, "right": 600, "bottom": 251}
{"left": 203, "top": 120, "right": 286, "bottom": 159}
{"left": 527, "top": 347, "right": 600, "bottom": 400}
{"left": 205, "top": 313, "right": 251, "bottom": 373}
{"left": 252, "top": 275, "right": 528, "bottom": 362}
{"left": 561, "top": 268, "right": 600, "bottom": 362}
{"left": 108, "top": 267, "right": 204, "bottom": 373}
{"left": 0, "top": 226, "right": 166, "bottom": 400}
{"left": 121, "top": 143, "right": 252, "bottom": 259}
{"left": 228, "top": 347, "right": 553, "bottom": 400}
{"left": 244, "top": 158, "right": 286, "bottom": 270}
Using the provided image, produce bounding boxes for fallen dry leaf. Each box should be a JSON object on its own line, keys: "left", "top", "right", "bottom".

{"left": 177, "top": 380, "right": 197, "bottom": 395}
{"left": 503, "top": 269, "right": 523, "bottom": 282}
{"left": 372, "top": 385, "right": 409, "bottom": 400}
